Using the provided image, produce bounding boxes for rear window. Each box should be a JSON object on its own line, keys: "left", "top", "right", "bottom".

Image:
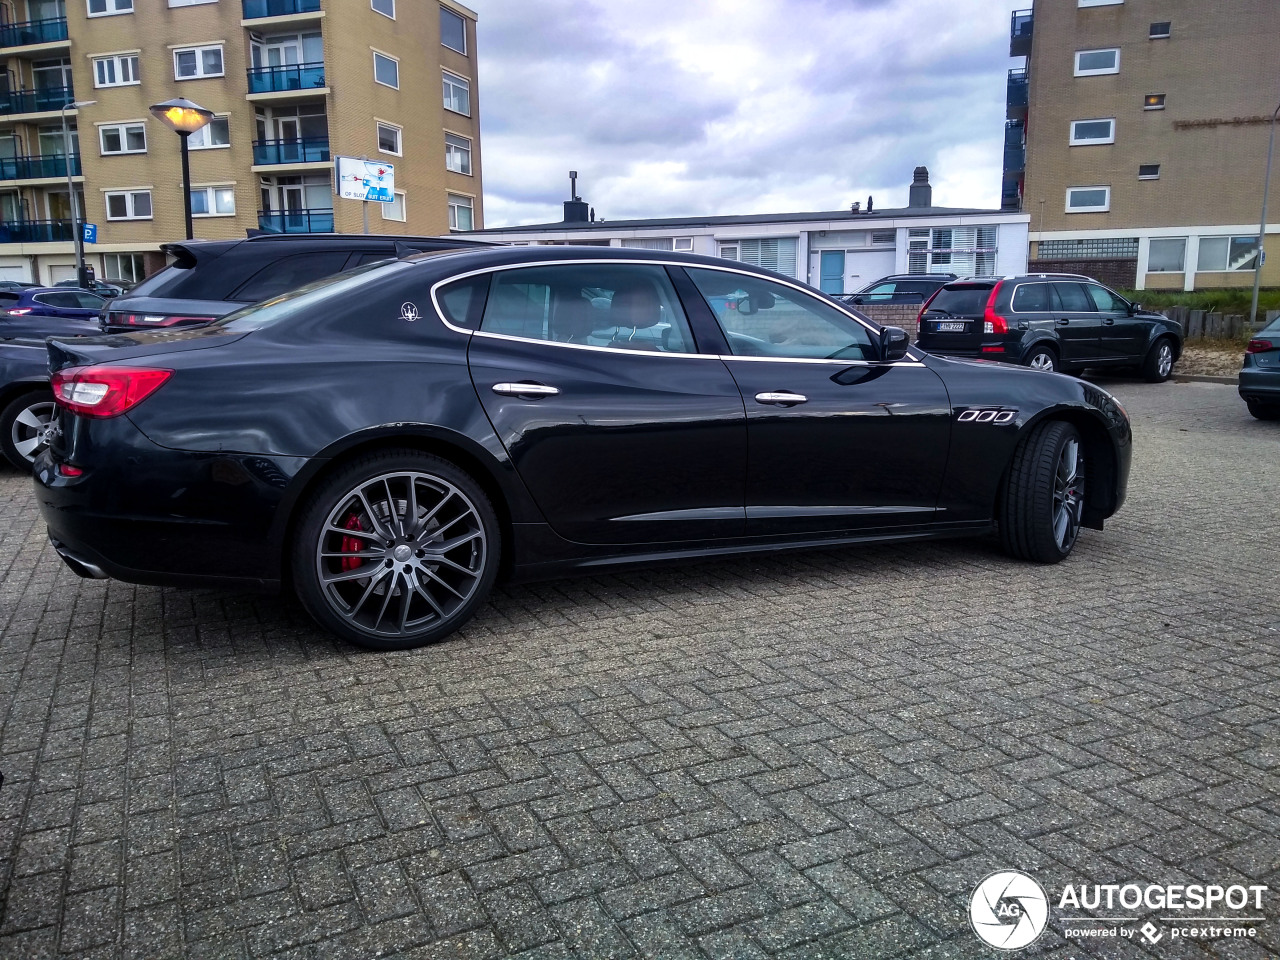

{"left": 213, "top": 261, "right": 413, "bottom": 333}
{"left": 924, "top": 285, "right": 992, "bottom": 317}
{"left": 123, "top": 263, "right": 194, "bottom": 300}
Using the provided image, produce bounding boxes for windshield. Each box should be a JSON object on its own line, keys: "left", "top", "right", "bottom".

{"left": 212, "top": 261, "right": 414, "bottom": 333}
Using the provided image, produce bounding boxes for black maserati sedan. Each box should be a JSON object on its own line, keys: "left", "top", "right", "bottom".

{"left": 33, "top": 247, "right": 1132, "bottom": 650}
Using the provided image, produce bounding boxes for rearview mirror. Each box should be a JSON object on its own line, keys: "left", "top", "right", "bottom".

{"left": 880, "top": 325, "right": 910, "bottom": 362}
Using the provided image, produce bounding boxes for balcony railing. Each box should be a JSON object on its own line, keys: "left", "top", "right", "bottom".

{"left": 1001, "top": 180, "right": 1022, "bottom": 212}
{"left": 1006, "top": 67, "right": 1028, "bottom": 120}
{"left": 258, "top": 208, "right": 333, "bottom": 233}
{"left": 0, "top": 16, "right": 69, "bottom": 49}
{"left": 0, "top": 219, "right": 75, "bottom": 243}
{"left": 246, "top": 62, "right": 325, "bottom": 94}
{"left": 0, "top": 84, "right": 75, "bottom": 116}
{"left": 242, "top": 0, "right": 321, "bottom": 17}
{"left": 0, "top": 153, "right": 81, "bottom": 180}
{"left": 1010, "top": 9, "right": 1033, "bottom": 57}
{"left": 252, "top": 136, "right": 330, "bottom": 165}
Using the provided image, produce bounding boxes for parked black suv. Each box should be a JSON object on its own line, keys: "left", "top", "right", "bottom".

{"left": 914, "top": 274, "right": 1182, "bottom": 381}
{"left": 100, "top": 233, "right": 487, "bottom": 332}
{"left": 837, "top": 273, "right": 957, "bottom": 305}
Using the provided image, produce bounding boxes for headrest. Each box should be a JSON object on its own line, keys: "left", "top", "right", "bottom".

{"left": 609, "top": 283, "right": 662, "bottom": 329}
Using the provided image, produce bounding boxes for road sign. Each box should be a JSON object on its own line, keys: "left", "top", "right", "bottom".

{"left": 334, "top": 156, "right": 395, "bottom": 203}
{"left": 82, "top": 223, "right": 97, "bottom": 244}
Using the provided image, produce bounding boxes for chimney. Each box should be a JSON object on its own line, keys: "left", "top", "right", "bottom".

{"left": 563, "top": 170, "right": 590, "bottom": 222}
{"left": 867, "top": 195, "right": 873, "bottom": 213}
{"left": 850, "top": 201, "right": 861, "bottom": 213}
{"left": 908, "top": 166, "right": 932, "bottom": 208}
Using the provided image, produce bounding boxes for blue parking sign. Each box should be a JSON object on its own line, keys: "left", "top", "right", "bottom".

{"left": 82, "top": 223, "right": 97, "bottom": 244}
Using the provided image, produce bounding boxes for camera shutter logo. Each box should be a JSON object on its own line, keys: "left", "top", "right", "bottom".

{"left": 970, "top": 870, "right": 1049, "bottom": 950}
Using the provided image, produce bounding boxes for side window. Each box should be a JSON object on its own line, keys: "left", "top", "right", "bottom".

{"left": 1085, "top": 284, "right": 1126, "bottom": 312}
{"left": 1052, "top": 282, "right": 1097, "bottom": 313}
{"left": 0, "top": 292, "right": 19, "bottom": 306}
{"left": 435, "top": 274, "right": 488, "bottom": 329}
{"left": 1011, "top": 282, "right": 1050, "bottom": 312}
{"left": 478, "top": 264, "right": 695, "bottom": 354}
{"left": 36, "top": 293, "right": 74, "bottom": 308}
{"left": 229, "top": 252, "right": 353, "bottom": 302}
{"left": 864, "top": 282, "right": 896, "bottom": 296}
{"left": 74, "top": 293, "right": 106, "bottom": 309}
{"left": 686, "top": 267, "right": 876, "bottom": 361}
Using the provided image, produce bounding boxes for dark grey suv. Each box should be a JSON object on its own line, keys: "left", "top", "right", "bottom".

{"left": 914, "top": 274, "right": 1182, "bottom": 381}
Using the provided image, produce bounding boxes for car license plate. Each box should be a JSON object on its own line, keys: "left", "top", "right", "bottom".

{"left": 936, "top": 321, "right": 966, "bottom": 332}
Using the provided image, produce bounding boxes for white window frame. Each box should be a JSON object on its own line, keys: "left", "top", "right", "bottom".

{"left": 1144, "top": 94, "right": 1166, "bottom": 111}
{"left": 1065, "top": 186, "right": 1110, "bottom": 213}
{"left": 98, "top": 122, "right": 147, "bottom": 156}
{"left": 1196, "top": 236, "right": 1260, "bottom": 273}
{"left": 444, "top": 133, "right": 471, "bottom": 175}
{"left": 189, "top": 184, "right": 236, "bottom": 218}
{"left": 1074, "top": 48, "right": 1120, "bottom": 77}
{"left": 372, "top": 51, "right": 399, "bottom": 89}
{"left": 1149, "top": 21, "right": 1171, "bottom": 39}
{"left": 1147, "top": 238, "right": 1187, "bottom": 273}
{"left": 376, "top": 120, "right": 402, "bottom": 156}
{"left": 1069, "top": 118, "right": 1115, "bottom": 146}
{"left": 674, "top": 238, "right": 693, "bottom": 252}
{"left": 173, "top": 44, "right": 225, "bottom": 81}
{"left": 442, "top": 71, "right": 470, "bottom": 117}
{"left": 1078, "top": 0, "right": 1123, "bottom": 6}
{"left": 1138, "top": 164, "right": 1160, "bottom": 180}
{"left": 169, "top": 0, "right": 218, "bottom": 6}
{"left": 448, "top": 192, "right": 473, "bottom": 231}
{"left": 187, "top": 116, "right": 230, "bottom": 150}
{"left": 440, "top": 7, "right": 467, "bottom": 54}
{"left": 93, "top": 54, "right": 141, "bottom": 89}
{"left": 382, "top": 190, "right": 406, "bottom": 222}
{"left": 104, "top": 189, "right": 153, "bottom": 221}
{"left": 103, "top": 252, "right": 145, "bottom": 283}
{"left": 87, "top": 0, "right": 133, "bottom": 17}
{"left": 371, "top": 0, "right": 394, "bottom": 19}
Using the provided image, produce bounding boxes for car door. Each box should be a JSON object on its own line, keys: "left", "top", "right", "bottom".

{"left": 464, "top": 261, "right": 747, "bottom": 545}
{"left": 1084, "top": 283, "right": 1142, "bottom": 362}
{"left": 681, "top": 266, "right": 952, "bottom": 537}
{"left": 1049, "top": 281, "right": 1102, "bottom": 366}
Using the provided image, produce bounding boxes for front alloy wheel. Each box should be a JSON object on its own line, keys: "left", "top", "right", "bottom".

{"left": 1, "top": 390, "right": 57, "bottom": 471}
{"left": 1000, "top": 420, "right": 1085, "bottom": 563}
{"left": 1142, "top": 338, "right": 1175, "bottom": 382}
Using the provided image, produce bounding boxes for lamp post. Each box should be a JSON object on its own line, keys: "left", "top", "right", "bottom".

{"left": 61, "top": 99, "right": 95, "bottom": 288}
{"left": 1249, "top": 101, "right": 1280, "bottom": 329}
{"left": 149, "top": 97, "right": 214, "bottom": 241}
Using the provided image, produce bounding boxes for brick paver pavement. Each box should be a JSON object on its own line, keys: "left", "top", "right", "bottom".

{"left": 1, "top": 378, "right": 1277, "bottom": 959}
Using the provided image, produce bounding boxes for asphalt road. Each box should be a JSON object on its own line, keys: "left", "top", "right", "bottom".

{"left": 0, "top": 378, "right": 1277, "bottom": 959}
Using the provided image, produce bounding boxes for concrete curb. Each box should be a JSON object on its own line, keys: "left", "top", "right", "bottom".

{"left": 1174, "top": 374, "right": 1239, "bottom": 385}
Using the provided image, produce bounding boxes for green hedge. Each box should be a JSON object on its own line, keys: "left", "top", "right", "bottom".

{"left": 1116, "top": 288, "right": 1280, "bottom": 314}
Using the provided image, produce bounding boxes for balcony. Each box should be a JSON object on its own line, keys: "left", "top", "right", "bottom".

{"left": 246, "top": 62, "right": 326, "bottom": 96}
{"left": 0, "top": 219, "right": 74, "bottom": 243}
{"left": 0, "top": 17, "right": 69, "bottom": 50}
{"left": 0, "top": 84, "right": 75, "bottom": 118}
{"left": 1001, "top": 179, "right": 1022, "bottom": 212}
{"left": 242, "top": 0, "right": 321, "bottom": 17}
{"left": 1006, "top": 67, "right": 1028, "bottom": 121}
{"left": 258, "top": 207, "right": 333, "bottom": 233}
{"left": 1010, "top": 9, "right": 1033, "bottom": 58}
{"left": 0, "top": 153, "right": 81, "bottom": 181}
{"left": 252, "top": 136, "right": 329, "bottom": 165}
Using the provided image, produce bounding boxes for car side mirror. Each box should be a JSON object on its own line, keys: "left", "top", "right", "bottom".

{"left": 880, "top": 325, "right": 910, "bottom": 362}
{"left": 1130, "top": 302, "right": 1142, "bottom": 314}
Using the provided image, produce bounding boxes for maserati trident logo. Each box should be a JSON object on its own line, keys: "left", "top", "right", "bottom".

{"left": 970, "top": 870, "right": 1049, "bottom": 950}
{"left": 400, "top": 301, "right": 421, "bottom": 322}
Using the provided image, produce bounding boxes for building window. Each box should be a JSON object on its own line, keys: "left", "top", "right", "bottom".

{"left": 440, "top": 7, "right": 466, "bottom": 53}
{"left": 1149, "top": 21, "right": 1171, "bottom": 38}
{"left": 444, "top": 133, "right": 471, "bottom": 175}
{"left": 188, "top": 117, "right": 230, "bottom": 149}
{"left": 376, "top": 122, "right": 401, "bottom": 155}
{"left": 1138, "top": 163, "right": 1161, "bottom": 180}
{"left": 906, "top": 226, "right": 997, "bottom": 275}
{"left": 382, "top": 190, "right": 406, "bottom": 222}
{"left": 372, "top": 0, "right": 393, "bottom": 17}
{"left": 190, "top": 186, "right": 235, "bottom": 217}
{"left": 719, "top": 238, "right": 799, "bottom": 277}
{"left": 99, "top": 122, "right": 146, "bottom": 155}
{"left": 103, "top": 252, "right": 145, "bottom": 283}
{"left": 448, "top": 193, "right": 473, "bottom": 230}
{"left": 1147, "top": 238, "right": 1186, "bottom": 273}
{"left": 1069, "top": 118, "right": 1115, "bottom": 145}
{"left": 105, "top": 190, "right": 152, "bottom": 221}
{"left": 1144, "top": 94, "right": 1166, "bottom": 110}
{"left": 169, "top": 0, "right": 218, "bottom": 6}
{"left": 442, "top": 71, "right": 470, "bottom": 116}
{"left": 174, "top": 45, "right": 224, "bottom": 80}
{"left": 93, "top": 54, "right": 140, "bottom": 88}
{"left": 1037, "top": 237, "right": 1138, "bottom": 259}
{"left": 373, "top": 52, "right": 399, "bottom": 88}
{"left": 1078, "top": 0, "right": 1123, "bottom": 6}
{"left": 1065, "top": 186, "right": 1110, "bottom": 212}
{"left": 1197, "top": 236, "right": 1260, "bottom": 272}
{"left": 87, "top": 0, "right": 132, "bottom": 16}
{"left": 1074, "top": 48, "right": 1120, "bottom": 76}
{"left": 622, "top": 238, "right": 675, "bottom": 250}
{"left": 674, "top": 238, "right": 693, "bottom": 251}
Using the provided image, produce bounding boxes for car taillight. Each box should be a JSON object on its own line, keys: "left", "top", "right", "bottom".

{"left": 110, "top": 313, "right": 215, "bottom": 328}
{"left": 1246, "top": 339, "right": 1274, "bottom": 353}
{"left": 51, "top": 365, "right": 172, "bottom": 418}
{"left": 916, "top": 289, "right": 941, "bottom": 325}
{"left": 8, "top": 307, "right": 31, "bottom": 315}
{"left": 983, "top": 281, "right": 1007, "bottom": 335}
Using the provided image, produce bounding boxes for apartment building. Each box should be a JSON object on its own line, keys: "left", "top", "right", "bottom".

{"left": 1007, "top": 0, "right": 1280, "bottom": 291}
{"left": 0, "top": 0, "right": 482, "bottom": 285}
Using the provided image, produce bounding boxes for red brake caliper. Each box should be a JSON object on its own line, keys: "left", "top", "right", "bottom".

{"left": 340, "top": 512, "right": 364, "bottom": 571}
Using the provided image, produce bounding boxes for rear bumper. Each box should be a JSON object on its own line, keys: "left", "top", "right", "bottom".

{"left": 1239, "top": 367, "right": 1280, "bottom": 401}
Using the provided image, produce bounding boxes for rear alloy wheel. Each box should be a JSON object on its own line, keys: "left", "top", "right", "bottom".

{"left": 999, "top": 420, "right": 1085, "bottom": 563}
{"left": 1246, "top": 398, "right": 1280, "bottom": 421}
{"left": 1, "top": 389, "right": 57, "bottom": 471}
{"left": 1142, "top": 338, "right": 1175, "bottom": 383}
{"left": 1025, "top": 347, "right": 1057, "bottom": 373}
{"left": 293, "top": 451, "right": 500, "bottom": 650}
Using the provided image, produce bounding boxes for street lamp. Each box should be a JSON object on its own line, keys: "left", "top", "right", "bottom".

{"left": 61, "top": 99, "right": 95, "bottom": 288}
{"left": 1249, "top": 100, "right": 1280, "bottom": 329}
{"left": 149, "top": 97, "right": 214, "bottom": 240}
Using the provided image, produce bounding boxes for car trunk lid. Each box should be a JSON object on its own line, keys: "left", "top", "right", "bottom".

{"left": 917, "top": 283, "right": 994, "bottom": 349}
{"left": 47, "top": 327, "right": 248, "bottom": 374}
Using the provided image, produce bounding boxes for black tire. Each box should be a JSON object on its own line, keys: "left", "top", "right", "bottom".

{"left": 1141, "top": 337, "right": 1176, "bottom": 383}
{"left": 1246, "top": 398, "right": 1280, "bottom": 421}
{"left": 0, "top": 388, "right": 56, "bottom": 472}
{"left": 291, "top": 449, "right": 501, "bottom": 650}
{"left": 999, "top": 420, "right": 1085, "bottom": 564}
{"left": 1024, "top": 345, "right": 1058, "bottom": 373}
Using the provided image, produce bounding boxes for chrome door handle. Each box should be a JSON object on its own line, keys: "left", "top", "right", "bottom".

{"left": 755, "top": 391, "right": 808, "bottom": 405}
{"left": 1055, "top": 319, "right": 1070, "bottom": 326}
{"left": 492, "top": 382, "right": 560, "bottom": 397}
{"left": 1103, "top": 318, "right": 1115, "bottom": 325}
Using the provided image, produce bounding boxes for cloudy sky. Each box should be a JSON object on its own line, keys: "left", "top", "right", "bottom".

{"left": 462, "top": 0, "right": 1021, "bottom": 227}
